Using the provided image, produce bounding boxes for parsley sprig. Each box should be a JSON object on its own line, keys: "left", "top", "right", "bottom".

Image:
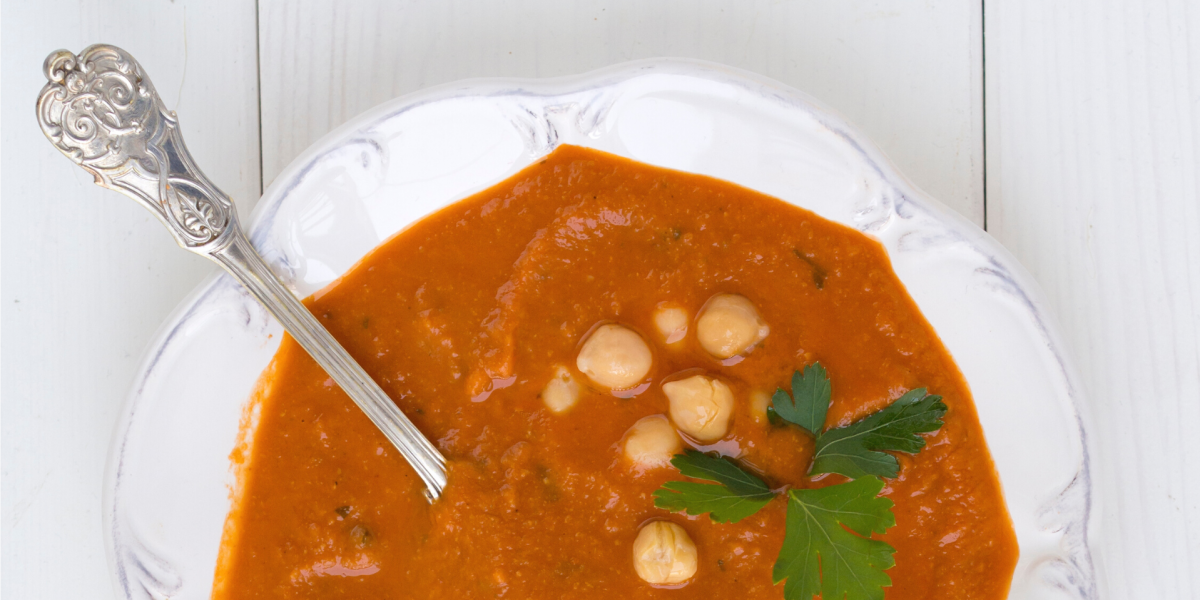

{"left": 774, "top": 365, "right": 948, "bottom": 479}
{"left": 770, "top": 363, "right": 831, "bottom": 437}
{"left": 774, "top": 477, "right": 896, "bottom": 600}
{"left": 810, "top": 388, "right": 947, "bottom": 479}
{"left": 651, "top": 362, "right": 947, "bottom": 600}
{"left": 652, "top": 450, "right": 774, "bottom": 523}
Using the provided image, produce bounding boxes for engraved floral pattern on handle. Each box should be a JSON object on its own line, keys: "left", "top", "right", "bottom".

{"left": 36, "top": 45, "right": 449, "bottom": 503}
{"left": 36, "top": 44, "right": 233, "bottom": 249}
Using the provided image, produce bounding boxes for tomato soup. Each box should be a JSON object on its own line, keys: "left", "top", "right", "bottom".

{"left": 214, "top": 145, "right": 1018, "bottom": 599}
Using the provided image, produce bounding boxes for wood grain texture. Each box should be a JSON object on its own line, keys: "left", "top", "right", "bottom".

{"left": 6, "top": 0, "right": 1197, "bottom": 597}
{"left": 0, "top": 1, "right": 260, "bottom": 598}
{"left": 985, "top": 1, "right": 1200, "bottom": 597}
{"left": 258, "top": 0, "right": 985, "bottom": 225}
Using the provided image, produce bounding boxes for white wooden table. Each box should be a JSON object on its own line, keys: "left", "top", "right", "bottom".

{"left": 2, "top": 1, "right": 1196, "bottom": 598}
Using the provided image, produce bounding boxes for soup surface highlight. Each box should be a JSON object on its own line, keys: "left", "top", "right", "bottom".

{"left": 214, "top": 145, "right": 1018, "bottom": 599}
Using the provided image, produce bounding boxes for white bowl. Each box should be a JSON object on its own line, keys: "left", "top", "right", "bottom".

{"left": 106, "top": 59, "right": 1096, "bottom": 599}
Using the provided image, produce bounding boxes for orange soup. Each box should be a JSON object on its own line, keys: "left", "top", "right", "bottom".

{"left": 214, "top": 145, "right": 1018, "bottom": 599}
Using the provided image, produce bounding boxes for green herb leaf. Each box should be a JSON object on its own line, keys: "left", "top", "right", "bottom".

{"left": 654, "top": 482, "right": 775, "bottom": 523}
{"left": 771, "top": 363, "right": 831, "bottom": 437}
{"left": 766, "top": 405, "right": 785, "bottom": 427}
{"left": 773, "top": 477, "right": 897, "bottom": 600}
{"left": 670, "top": 450, "right": 770, "bottom": 494}
{"left": 810, "top": 389, "right": 948, "bottom": 479}
{"left": 653, "top": 450, "right": 775, "bottom": 523}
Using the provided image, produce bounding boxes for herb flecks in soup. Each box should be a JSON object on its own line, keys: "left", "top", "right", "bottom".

{"left": 214, "top": 145, "right": 1018, "bottom": 599}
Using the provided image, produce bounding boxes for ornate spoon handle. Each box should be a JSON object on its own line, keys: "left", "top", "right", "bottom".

{"left": 36, "top": 44, "right": 447, "bottom": 499}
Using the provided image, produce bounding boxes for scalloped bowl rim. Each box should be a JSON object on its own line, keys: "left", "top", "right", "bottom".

{"left": 104, "top": 58, "right": 1097, "bottom": 599}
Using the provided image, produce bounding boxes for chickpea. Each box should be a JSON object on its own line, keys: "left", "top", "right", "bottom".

{"left": 695, "top": 293, "right": 769, "bottom": 359}
{"left": 749, "top": 389, "right": 772, "bottom": 424}
{"left": 652, "top": 305, "right": 689, "bottom": 344}
{"left": 542, "top": 365, "right": 581, "bottom": 414}
{"left": 632, "top": 521, "right": 698, "bottom": 585}
{"left": 622, "top": 415, "right": 682, "bottom": 470}
{"left": 664, "top": 374, "right": 735, "bottom": 441}
{"left": 576, "top": 323, "right": 653, "bottom": 390}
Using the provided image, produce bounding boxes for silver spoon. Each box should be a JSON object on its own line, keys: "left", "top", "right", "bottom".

{"left": 36, "top": 44, "right": 448, "bottom": 500}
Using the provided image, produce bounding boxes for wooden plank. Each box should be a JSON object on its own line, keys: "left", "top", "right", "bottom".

{"left": 0, "top": 1, "right": 260, "bottom": 598}
{"left": 259, "top": 0, "right": 984, "bottom": 225}
{"left": 985, "top": 1, "right": 1200, "bottom": 597}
